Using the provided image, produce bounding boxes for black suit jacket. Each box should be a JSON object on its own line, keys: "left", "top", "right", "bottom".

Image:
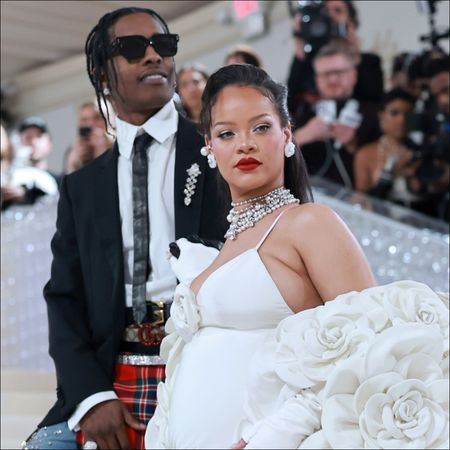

{"left": 39, "top": 115, "right": 227, "bottom": 426}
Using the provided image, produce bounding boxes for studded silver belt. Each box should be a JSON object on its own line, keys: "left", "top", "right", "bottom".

{"left": 117, "top": 353, "right": 165, "bottom": 366}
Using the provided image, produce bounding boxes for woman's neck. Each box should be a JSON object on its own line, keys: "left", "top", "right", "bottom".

{"left": 231, "top": 185, "right": 285, "bottom": 207}
{"left": 381, "top": 135, "right": 403, "bottom": 149}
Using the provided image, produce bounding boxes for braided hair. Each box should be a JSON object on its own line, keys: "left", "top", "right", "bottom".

{"left": 85, "top": 7, "right": 171, "bottom": 130}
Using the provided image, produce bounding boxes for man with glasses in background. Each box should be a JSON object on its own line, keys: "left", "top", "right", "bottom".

{"left": 23, "top": 7, "right": 226, "bottom": 450}
{"left": 293, "top": 39, "right": 381, "bottom": 188}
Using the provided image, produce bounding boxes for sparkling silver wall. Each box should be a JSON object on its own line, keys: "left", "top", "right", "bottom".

{"left": 1, "top": 193, "right": 449, "bottom": 371}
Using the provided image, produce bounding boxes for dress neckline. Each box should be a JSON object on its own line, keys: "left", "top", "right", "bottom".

{"left": 195, "top": 248, "right": 295, "bottom": 314}
{"left": 193, "top": 247, "right": 254, "bottom": 299}
{"left": 191, "top": 210, "right": 288, "bottom": 299}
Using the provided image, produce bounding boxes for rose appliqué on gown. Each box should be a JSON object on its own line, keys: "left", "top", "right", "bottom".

{"left": 149, "top": 282, "right": 202, "bottom": 449}
{"left": 147, "top": 238, "right": 218, "bottom": 449}
{"left": 240, "top": 281, "right": 449, "bottom": 449}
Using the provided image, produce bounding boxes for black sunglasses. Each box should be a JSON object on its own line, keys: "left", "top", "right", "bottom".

{"left": 110, "top": 34, "right": 179, "bottom": 60}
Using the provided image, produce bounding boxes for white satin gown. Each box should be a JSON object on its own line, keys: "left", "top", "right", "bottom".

{"left": 146, "top": 212, "right": 294, "bottom": 448}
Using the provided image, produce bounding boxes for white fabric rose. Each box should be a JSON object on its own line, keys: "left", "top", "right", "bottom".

{"left": 242, "top": 281, "right": 448, "bottom": 449}
{"left": 382, "top": 280, "right": 449, "bottom": 353}
{"left": 275, "top": 291, "right": 387, "bottom": 389}
{"left": 145, "top": 283, "right": 201, "bottom": 449}
{"left": 169, "top": 283, "right": 201, "bottom": 343}
{"left": 319, "top": 324, "right": 448, "bottom": 449}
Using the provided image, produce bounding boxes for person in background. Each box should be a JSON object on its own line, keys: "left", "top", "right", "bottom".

{"left": 353, "top": 88, "right": 423, "bottom": 206}
{"left": 64, "top": 101, "right": 114, "bottom": 174}
{"left": 429, "top": 57, "right": 450, "bottom": 120}
{"left": 23, "top": 6, "right": 227, "bottom": 450}
{"left": 224, "top": 44, "right": 263, "bottom": 68}
{"left": 17, "top": 116, "right": 56, "bottom": 172}
{"left": 390, "top": 52, "right": 414, "bottom": 91}
{"left": 423, "top": 56, "right": 450, "bottom": 221}
{"left": 294, "top": 39, "right": 380, "bottom": 188}
{"left": 1, "top": 122, "right": 13, "bottom": 188}
{"left": 287, "top": 0, "right": 383, "bottom": 115}
{"left": 1, "top": 116, "right": 59, "bottom": 210}
{"left": 176, "top": 63, "right": 209, "bottom": 129}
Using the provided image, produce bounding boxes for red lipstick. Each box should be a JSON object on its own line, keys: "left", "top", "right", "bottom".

{"left": 235, "top": 157, "right": 261, "bottom": 171}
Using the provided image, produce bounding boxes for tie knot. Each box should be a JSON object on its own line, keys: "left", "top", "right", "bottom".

{"left": 133, "top": 132, "right": 153, "bottom": 155}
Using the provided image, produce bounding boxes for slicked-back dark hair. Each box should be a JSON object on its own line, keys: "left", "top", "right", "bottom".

{"left": 85, "top": 7, "right": 171, "bottom": 130}
{"left": 200, "top": 64, "right": 313, "bottom": 205}
{"left": 379, "top": 88, "right": 416, "bottom": 112}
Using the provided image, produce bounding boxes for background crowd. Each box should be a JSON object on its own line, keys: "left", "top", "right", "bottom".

{"left": 1, "top": 0, "right": 449, "bottom": 222}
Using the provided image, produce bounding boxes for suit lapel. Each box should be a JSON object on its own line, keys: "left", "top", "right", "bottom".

{"left": 93, "top": 143, "right": 123, "bottom": 278}
{"left": 174, "top": 116, "right": 206, "bottom": 239}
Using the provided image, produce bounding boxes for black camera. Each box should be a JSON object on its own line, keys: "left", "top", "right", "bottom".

{"left": 78, "top": 126, "right": 92, "bottom": 138}
{"left": 288, "top": 0, "right": 347, "bottom": 56}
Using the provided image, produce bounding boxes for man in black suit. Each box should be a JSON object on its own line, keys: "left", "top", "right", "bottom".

{"left": 23, "top": 7, "right": 226, "bottom": 450}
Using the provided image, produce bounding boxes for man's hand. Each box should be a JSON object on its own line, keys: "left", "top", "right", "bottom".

{"left": 80, "top": 399, "right": 146, "bottom": 449}
{"left": 294, "top": 116, "right": 332, "bottom": 146}
{"left": 331, "top": 123, "right": 357, "bottom": 151}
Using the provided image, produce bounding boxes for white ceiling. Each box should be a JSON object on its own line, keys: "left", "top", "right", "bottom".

{"left": 0, "top": 0, "right": 212, "bottom": 82}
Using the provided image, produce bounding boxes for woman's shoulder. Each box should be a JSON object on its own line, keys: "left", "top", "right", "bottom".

{"left": 279, "top": 203, "right": 345, "bottom": 243}
{"left": 284, "top": 202, "right": 340, "bottom": 226}
{"left": 356, "top": 141, "right": 378, "bottom": 158}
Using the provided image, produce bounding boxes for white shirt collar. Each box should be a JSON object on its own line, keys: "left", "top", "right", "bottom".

{"left": 115, "top": 100, "right": 178, "bottom": 159}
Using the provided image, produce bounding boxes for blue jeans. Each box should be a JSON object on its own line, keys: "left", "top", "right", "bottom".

{"left": 23, "top": 422, "right": 79, "bottom": 449}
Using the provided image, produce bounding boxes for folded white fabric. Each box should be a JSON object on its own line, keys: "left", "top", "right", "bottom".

{"left": 168, "top": 237, "right": 219, "bottom": 285}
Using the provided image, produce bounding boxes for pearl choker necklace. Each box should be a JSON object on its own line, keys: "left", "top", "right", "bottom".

{"left": 225, "top": 187, "right": 299, "bottom": 240}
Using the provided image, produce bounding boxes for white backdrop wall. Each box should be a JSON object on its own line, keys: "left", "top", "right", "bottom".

{"left": 6, "top": 0, "right": 449, "bottom": 173}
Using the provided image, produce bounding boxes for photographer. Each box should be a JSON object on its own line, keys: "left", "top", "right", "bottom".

{"left": 294, "top": 39, "right": 380, "bottom": 188}
{"left": 408, "top": 56, "right": 450, "bottom": 221}
{"left": 287, "top": 0, "right": 383, "bottom": 115}
{"left": 354, "top": 89, "right": 424, "bottom": 207}
{"left": 64, "top": 101, "right": 114, "bottom": 174}
{"left": 1, "top": 116, "right": 59, "bottom": 211}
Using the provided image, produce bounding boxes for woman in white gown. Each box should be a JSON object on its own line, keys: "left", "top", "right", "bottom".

{"left": 146, "top": 64, "right": 448, "bottom": 449}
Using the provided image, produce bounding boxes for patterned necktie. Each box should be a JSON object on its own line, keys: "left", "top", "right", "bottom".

{"left": 132, "top": 132, "right": 153, "bottom": 324}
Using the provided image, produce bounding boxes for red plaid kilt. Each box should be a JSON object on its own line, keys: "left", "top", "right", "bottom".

{"left": 76, "top": 360, "right": 165, "bottom": 449}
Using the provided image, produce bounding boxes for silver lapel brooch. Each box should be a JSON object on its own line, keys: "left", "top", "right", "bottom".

{"left": 184, "top": 163, "right": 202, "bottom": 206}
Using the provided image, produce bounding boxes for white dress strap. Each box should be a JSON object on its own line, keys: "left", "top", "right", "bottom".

{"left": 255, "top": 210, "right": 287, "bottom": 250}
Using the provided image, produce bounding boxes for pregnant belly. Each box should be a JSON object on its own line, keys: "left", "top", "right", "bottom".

{"left": 168, "top": 327, "right": 269, "bottom": 449}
